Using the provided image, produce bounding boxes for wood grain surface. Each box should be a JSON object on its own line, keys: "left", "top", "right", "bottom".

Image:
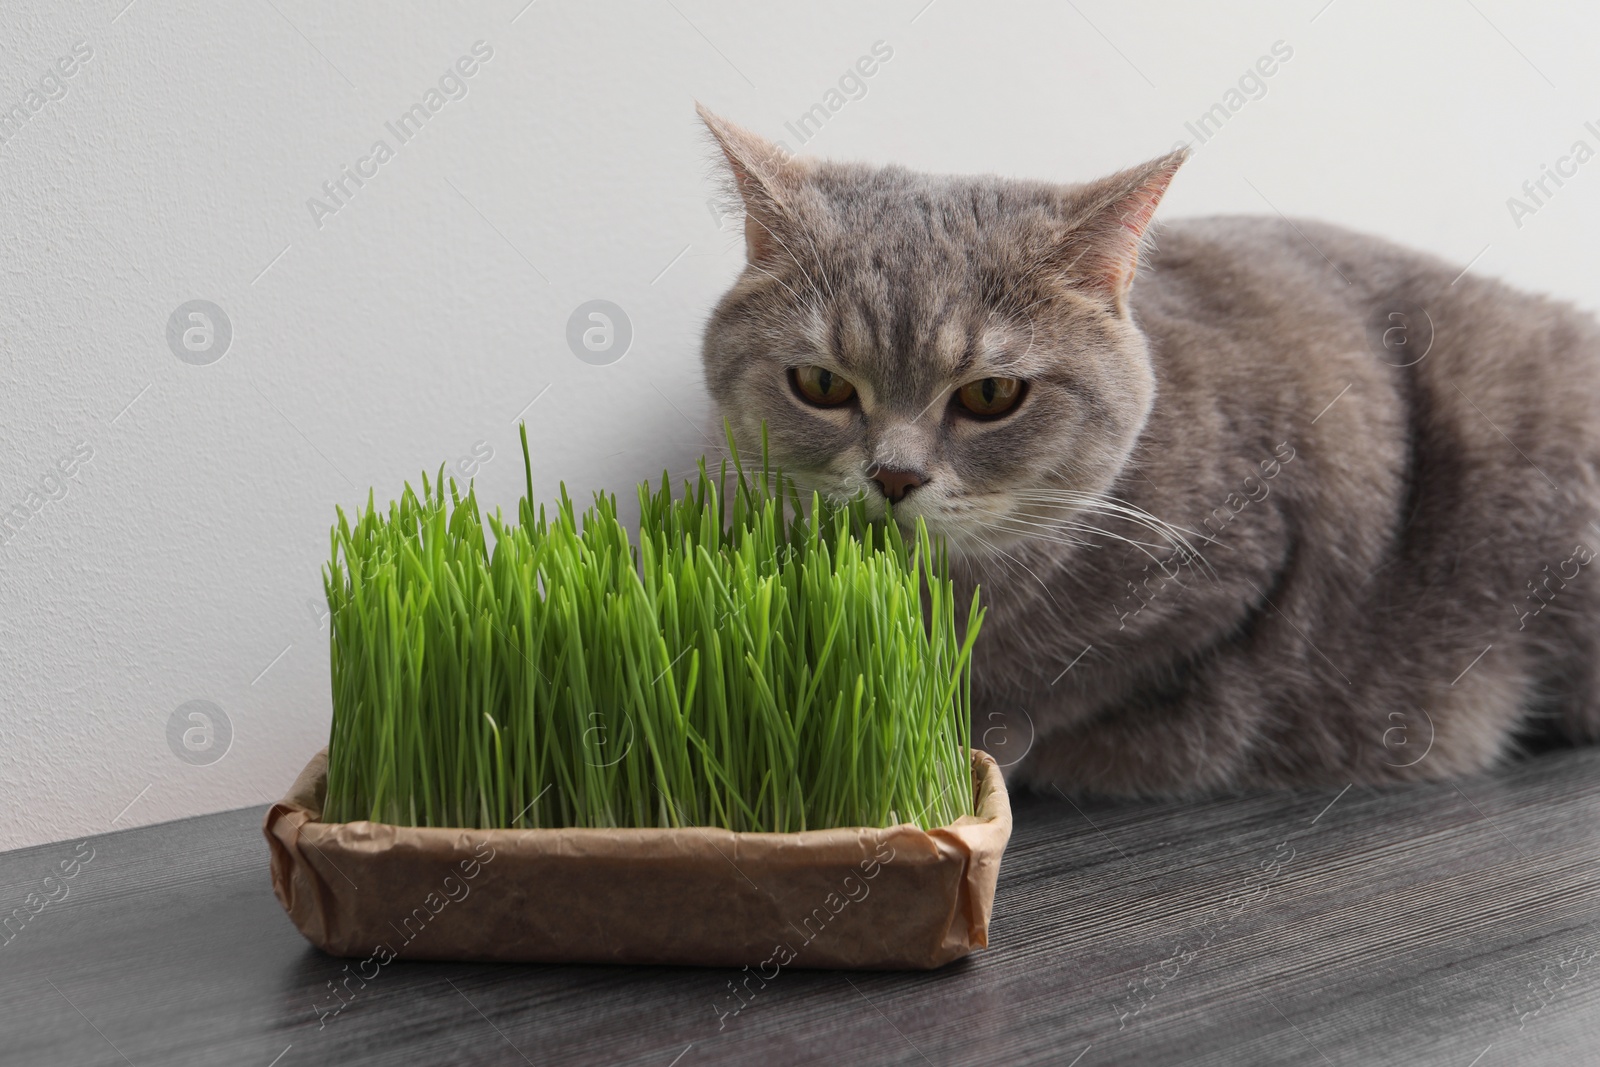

{"left": 4, "top": 747, "right": 1600, "bottom": 1066}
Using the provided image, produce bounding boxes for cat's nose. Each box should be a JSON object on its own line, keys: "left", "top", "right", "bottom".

{"left": 871, "top": 466, "right": 926, "bottom": 503}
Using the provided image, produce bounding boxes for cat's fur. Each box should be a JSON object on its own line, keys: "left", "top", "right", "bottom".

{"left": 696, "top": 105, "right": 1600, "bottom": 795}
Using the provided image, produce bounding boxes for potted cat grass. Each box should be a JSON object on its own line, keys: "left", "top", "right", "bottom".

{"left": 264, "top": 426, "right": 1012, "bottom": 970}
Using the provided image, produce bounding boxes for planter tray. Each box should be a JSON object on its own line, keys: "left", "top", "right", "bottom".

{"left": 264, "top": 748, "right": 1011, "bottom": 970}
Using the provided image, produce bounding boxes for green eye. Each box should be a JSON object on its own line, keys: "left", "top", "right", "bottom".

{"left": 790, "top": 365, "right": 856, "bottom": 407}
{"left": 956, "top": 377, "right": 1025, "bottom": 418}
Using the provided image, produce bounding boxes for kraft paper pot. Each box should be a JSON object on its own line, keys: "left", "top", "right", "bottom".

{"left": 264, "top": 748, "right": 1011, "bottom": 970}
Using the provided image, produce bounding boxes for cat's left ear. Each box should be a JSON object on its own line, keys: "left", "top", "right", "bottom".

{"left": 697, "top": 103, "right": 809, "bottom": 265}
{"left": 1054, "top": 149, "right": 1186, "bottom": 308}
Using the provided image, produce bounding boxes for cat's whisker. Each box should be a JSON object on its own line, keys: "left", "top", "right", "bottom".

{"left": 1016, "top": 481, "right": 1192, "bottom": 527}
{"left": 966, "top": 524, "right": 1058, "bottom": 604}
{"left": 1015, "top": 500, "right": 1186, "bottom": 556}
{"left": 971, "top": 509, "right": 1101, "bottom": 553}
{"left": 1017, "top": 487, "right": 1202, "bottom": 544}
{"left": 988, "top": 499, "right": 1168, "bottom": 555}
{"left": 966, "top": 500, "right": 1097, "bottom": 545}
{"left": 1013, "top": 489, "right": 1214, "bottom": 577}
{"left": 972, "top": 495, "right": 1193, "bottom": 576}
{"left": 1030, "top": 515, "right": 1168, "bottom": 552}
{"left": 995, "top": 515, "right": 1120, "bottom": 552}
{"left": 1073, "top": 493, "right": 1204, "bottom": 557}
{"left": 967, "top": 532, "right": 1075, "bottom": 618}
{"left": 967, "top": 519, "right": 1105, "bottom": 610}
{"left": 966, "top": 529, "right": 1025, "bottom": 586}
{"left": 983, "top": 512, "right": 1170, "bottom": 570}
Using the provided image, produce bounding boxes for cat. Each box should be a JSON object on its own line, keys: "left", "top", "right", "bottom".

{"left": 695, "top": 104, "right": 1600, "bottom": 796}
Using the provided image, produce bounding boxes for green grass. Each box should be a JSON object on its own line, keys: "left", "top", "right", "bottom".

{"left": 320, "top": 425, "right": 983, "bottom": 833}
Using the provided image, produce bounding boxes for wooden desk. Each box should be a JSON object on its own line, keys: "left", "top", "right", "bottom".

{"left": 5, "top": 749, "right": 1600, "bottom": 1065}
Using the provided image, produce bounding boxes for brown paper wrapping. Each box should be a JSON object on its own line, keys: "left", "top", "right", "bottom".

{"left": 264, "top": 748, "right": 1011, "bottom": 970}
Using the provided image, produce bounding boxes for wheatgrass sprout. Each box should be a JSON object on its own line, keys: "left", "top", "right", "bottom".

{"left": 321, "top": 425, "right": 984, "bottom": 832}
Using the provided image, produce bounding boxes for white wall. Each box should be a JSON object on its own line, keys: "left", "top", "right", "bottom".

{"left": 3, "top": 0, "right": 1597, "bottom": 850}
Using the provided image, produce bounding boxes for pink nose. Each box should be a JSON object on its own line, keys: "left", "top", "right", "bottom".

{"left": 872, "top": 467, "right": 926, "bottom": 503}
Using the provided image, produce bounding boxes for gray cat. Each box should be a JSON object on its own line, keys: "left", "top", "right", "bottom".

{"left": 696, "top": 105, "right": 1600, "bottom": 796}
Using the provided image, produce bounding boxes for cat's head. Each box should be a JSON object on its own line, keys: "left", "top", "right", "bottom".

{"left": 698, "top": 105, "right": 1183, "bottom": 555}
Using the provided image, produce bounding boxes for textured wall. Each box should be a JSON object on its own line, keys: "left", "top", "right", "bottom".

{"left": 2, "top": 0, "right": 1596, "bottom": 850}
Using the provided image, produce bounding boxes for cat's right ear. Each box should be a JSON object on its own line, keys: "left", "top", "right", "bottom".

{"left": 1052, "top": 149, "right": 1186, "bottom": 310}
{"left": 697, "top": 103, "right": 806, "bottom": 265}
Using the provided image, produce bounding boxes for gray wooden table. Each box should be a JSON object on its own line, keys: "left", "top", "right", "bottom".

{"left": 5, "top": 748, "right": 1600, "bottom": 1066}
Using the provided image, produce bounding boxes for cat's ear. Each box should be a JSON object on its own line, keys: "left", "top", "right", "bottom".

{"left": 697, "top": 103, "right": 807, "bottom": 265}
{"left": 1054, "top": 150, "right": 1186, "bottom": 307}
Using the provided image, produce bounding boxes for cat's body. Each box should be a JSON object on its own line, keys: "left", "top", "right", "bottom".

{"left": 974, "top": 216, "right": 1600, "bottom": 793}
{"left": 695, "top": 106, "right": 1600, "bottom": 795}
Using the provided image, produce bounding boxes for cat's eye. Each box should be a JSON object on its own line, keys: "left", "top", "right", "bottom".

{"left": 790, "top": 365, "right": 856, "bottom": 408}
{"left": 955, "top": 377, "right": 1025, "bottom": 419}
